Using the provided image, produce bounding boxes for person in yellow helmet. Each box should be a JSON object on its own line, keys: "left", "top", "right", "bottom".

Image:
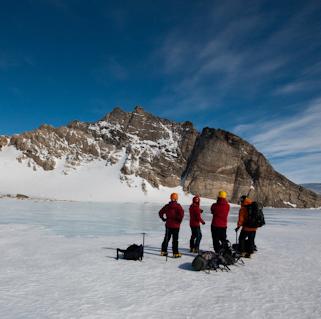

{"left": 159, "top": 193, "right": 184, "bottom": 258}
{"left": 210, "top": 190, "right": 230, "bottom": 253}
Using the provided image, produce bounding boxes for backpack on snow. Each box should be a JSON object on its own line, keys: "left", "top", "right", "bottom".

{"left": 116, "top": 233, "right": 146, "bottom": 261}
{"left": 192, "top": 251, "right": 219, "bottom": 271}
{"left": 244, "top": 201, "right": 265, "bottom": 228}
{"left": 192, "top": 255, "right": 207, "bottom": 271}
{"left": 218, "top": 240, "right": 238, "bottom": 266}
{"left": 117, "top": 244, "right": 144, "bottom": 261}
{"left": 192, "top": 251, "right": 231, "bottom": 272}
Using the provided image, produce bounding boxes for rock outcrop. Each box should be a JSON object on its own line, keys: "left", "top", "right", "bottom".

{"left": 182, "top": 128, "right": 321, "bottom": 208}
{"left": 0, "top": 136, "right": 9, "bottom": 150}
{"left": 2, "top": 106, "right": 321, "bottom": 208}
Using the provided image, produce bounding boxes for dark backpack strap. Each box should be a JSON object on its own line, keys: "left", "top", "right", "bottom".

{"left": 116, "top": 248, "right": 126, "bottom": 260}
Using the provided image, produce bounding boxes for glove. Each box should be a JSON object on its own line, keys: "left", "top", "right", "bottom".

{"left": 202, "top": 221, "right": 205, "bottom": 225}
{"left": 200, "top": 209, "right": 204, "bottom": 213}
{"left": 161, "top": 217, "right": 167, "bottom": 222}
{"left": 235, "top": 226, "right": 240, "bottom": 232}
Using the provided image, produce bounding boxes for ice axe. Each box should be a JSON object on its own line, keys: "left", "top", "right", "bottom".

{"left": 141, "top": 232, "right": 146, "bottom": 260}
{"left": 238, "top": 184, "right": 255, "bottom": 204}
{"left": 246, "top": 184, "right": 255, "bottom": 198}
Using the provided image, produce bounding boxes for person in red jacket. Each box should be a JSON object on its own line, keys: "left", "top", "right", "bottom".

{"left": 211, "top": 190, "right": 230, "bottom": 253}
{"left": 189, "top": 195, "right": 205, "bottom": 253}
{"left": 159, "top": 193, "right": 184, "bottom": 258}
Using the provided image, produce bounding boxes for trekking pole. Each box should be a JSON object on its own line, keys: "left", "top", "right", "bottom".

{"left": 141, "top": 232, "right": 146, "bottom": 260}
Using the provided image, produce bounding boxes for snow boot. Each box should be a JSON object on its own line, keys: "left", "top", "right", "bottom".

{"left": 160, "top": 251, "right": 168, "bottom": 257}
{"left": 173, "top": 253, "right": 182, "bottom": 258}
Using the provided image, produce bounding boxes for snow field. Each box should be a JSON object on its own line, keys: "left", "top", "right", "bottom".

{"left": 0, "top": 146, "right": 214, "bottom": 205}
{"left": 1, "top": 200, "right": 321, "bottom": 318}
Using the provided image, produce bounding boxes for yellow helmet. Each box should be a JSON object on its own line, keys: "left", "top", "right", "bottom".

{"left": 170, "top": 193, "right": 178, "bottom": 201}
{"left": 218, "top": 191, "right": 227, "bottom": 199}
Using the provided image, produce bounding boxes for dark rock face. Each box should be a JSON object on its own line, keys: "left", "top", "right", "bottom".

{"left": 3, "top": 107, "right": 321, "bottom": 208}
{"left": 182, "top": 128, "right": 321, "bottom": 208}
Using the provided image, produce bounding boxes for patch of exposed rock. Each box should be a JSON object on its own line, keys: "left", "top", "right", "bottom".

{"left": 0, "top": 136, "right": 9, "bottom": 150}
{"left": 16, "top": 194, "right": 29, "bottom": 199}
{"left": 9, "top": 123, "right": 112, "bottom": 171}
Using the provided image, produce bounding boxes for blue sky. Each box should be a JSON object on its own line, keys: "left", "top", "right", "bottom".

{"left": 1, "top": 0, "right": 321, "bottom": 183}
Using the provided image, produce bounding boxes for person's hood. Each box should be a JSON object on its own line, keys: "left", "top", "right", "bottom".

{"left": 192, "top": 196, "right": 200, "bottom": 205}
{"left": 216, "top": 197, "right": 228, "bottom": 204}
{"left": 241, "top": 198, "right": 253, "bottom": 207}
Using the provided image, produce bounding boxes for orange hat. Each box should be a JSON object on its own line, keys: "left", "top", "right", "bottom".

{"left": 170, "top": 193, "right": 178, "bottom": 201}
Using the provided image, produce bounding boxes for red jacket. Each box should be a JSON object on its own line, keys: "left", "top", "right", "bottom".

{"left": 189, "top": 203, "right": 205, "bottom": 227}
{"left": 159, "top": 201, "right": 184, "bottom": 229}
{"left": 211, "top": 198, "right": 230, "bottom": 227}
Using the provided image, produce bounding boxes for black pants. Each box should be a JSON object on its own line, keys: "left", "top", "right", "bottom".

{"left": 211, "top": 226, "right": 227, "bottom": 253}
{"left": 161, "top": 227, "right": 180, "bottom": 254}
{"left": 190, "top": 226, "right": 202, "bottom": 250}
{"left": 239, "top": 230, "right": 256, "bottom": 253}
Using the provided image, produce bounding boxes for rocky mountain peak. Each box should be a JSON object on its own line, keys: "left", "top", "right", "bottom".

{"left": 2, "top": 107, "right": 321, "bottom": 208}
{"left": 133, "top": 105, "right": 145, "bottom": 114}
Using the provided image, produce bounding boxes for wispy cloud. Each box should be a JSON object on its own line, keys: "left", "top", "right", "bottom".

{"left": 252, "top": 100, "right": 321, "bottom": 156}
{"left": 274, "top": 79, "right": 321, "bottom": 95}
{"left": 152, "top": 5, "right": 289, "bottom": 115}
{"left": 274, "top": 59, "right": 321, "bottom": 95}
{"left": 234, "top": 97, "right": 321, "bottom": 183}
{"left": 150, "top": 0, "right": 321, "bottom": 119}
{"left": 302, "top": 60, "right": 321, "bottom": 76}
{"left": 274, "top": 82, "right": 312, "bottom": 95}
{"left": 273, "top": 152, "right": 321, "bottom": 183}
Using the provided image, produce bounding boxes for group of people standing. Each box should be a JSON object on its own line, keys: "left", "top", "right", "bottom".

{"left": 159, "top": 191, "right": 258, "bottom": 258}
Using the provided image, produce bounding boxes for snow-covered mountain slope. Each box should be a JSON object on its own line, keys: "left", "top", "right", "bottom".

{"left": 1, "top": 106, "right": 321, "bottom": 207}
{"left": 0, "top": 145, "right": 210, "bottom": 204}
